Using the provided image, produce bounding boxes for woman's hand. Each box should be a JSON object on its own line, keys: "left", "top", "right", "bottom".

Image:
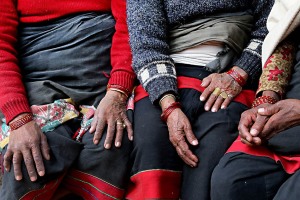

{"left": 160, "top": 95, "right": 198, "bottom": 167}
{"left": 200, "top": 66, "right": 247, "bottom": 112}
{"left": 4, "top": 116, "right": 50, "bottom": 182}
{"left": 90, "top": 90, "right": 133, "bottom": 149}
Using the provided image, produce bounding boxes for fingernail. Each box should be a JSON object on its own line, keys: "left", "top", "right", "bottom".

{"left": 16, "top": 176, "right": 22, "bottom": 181}
{"left": 192, "top": 140, "right": 198, "bottom": 145}
{"left": 130, "top": 136, "right": 133, "bottom": 141}
{"left": 200, "top": 96, "right": 205, "bottom": 101}
{"left": 258, "top": 108, "right": 265, "bottom": 113}
{"left": 250, "top": 129, "right": 258, "bottom": 136}
{"left": 94, "top": 139, "right": 99, "bottom": 144}
{"left": 116, "top": 142, "right": 121, "bottom": 147}
{"left": 211, "top": 108, "right": 217, "bottom": 112}
{"left": 39, "top": 171, "right": 45, "bottom": 177}
{"left": 221, "top": 105, "right": 225, "bottom": 109}
{"left": 246, "top": 136, "right": 252, "bottom": 142}
{"left": 105, "top": 143, "right": 110, "bottom": 149}
{"left": 205, "top": 106, "right": 209, "bottom": 111}
{"left": 30, "top": 176, "right": 37, "bottom": 182}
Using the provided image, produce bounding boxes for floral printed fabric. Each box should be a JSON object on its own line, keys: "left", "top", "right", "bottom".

{"left": 0, "top": 99, "right": 95, "bottom": 150}
{"left": 257, "top": 41, "right": 295, "bottom": 97}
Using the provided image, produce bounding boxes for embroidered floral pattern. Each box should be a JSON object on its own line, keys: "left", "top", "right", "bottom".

{"left": 257, "top": 41, "right": 295, "bottom": 97}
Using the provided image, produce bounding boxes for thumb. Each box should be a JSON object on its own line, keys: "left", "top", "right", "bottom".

{"left": 257, "top": 104, "right": 279, "bottom": 116}
{"left": 201, "top": 76, "right": 212, "bottom": 87}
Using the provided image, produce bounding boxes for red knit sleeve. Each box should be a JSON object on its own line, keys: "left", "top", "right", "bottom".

{"left": 109, "top": 0, "right": 136, "bottom": 94}
{"left": 0, "top": 0, "right": 31, "bottom": 123}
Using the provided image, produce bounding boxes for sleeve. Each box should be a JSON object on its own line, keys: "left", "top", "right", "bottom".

{"left": 256, "top": 41, "right": 295, "bottom": 97}
{"left": 233, "top": 0, "right": 275, "bottom": 85}
{"left": 0, "top": 0, "right": 31, "bottom": 123}
{"left": 109, "top": 0, "right": 137, "bottom": 95}
{"left": 127, "top": 0, "right": 177, "bottom": 103}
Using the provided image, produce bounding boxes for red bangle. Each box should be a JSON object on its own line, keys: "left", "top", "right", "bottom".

{"left": 226, "top": 68, "right": 246, "bottom": 87}
{"left": 9, "top": 113, "right": 33, "bottom": 131}
{"left": 161, "top": 102, "right": 181, "bottom": 122}
{"left": 251, "top": 96, "right": 278, "bottom": 108}
{"left": 107, "top": 84, "right": 131, "bottom": 97}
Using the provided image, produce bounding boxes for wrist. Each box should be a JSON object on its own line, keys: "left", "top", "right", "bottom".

{"left": 107, "top": 84, "right": 130, "bottom": 99}
{"left": 160, "top": 102, "right": 181, "bottom": 122}
{"left": 9, "top": 113, "right": 33, "bottom": 131}
{"left": 261, "top": 90, "right": 280, "bottom": 101}
{"left": 252, "top": 95, "right": 279, "bottom": 108}
{"left": 227, "top": 66, "right": 248, "bottom": 87}
{"left": 159, "top": 94, "right": 176, "bottom": 111}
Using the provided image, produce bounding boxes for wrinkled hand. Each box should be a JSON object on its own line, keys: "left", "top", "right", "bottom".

{"left": 238, "top": 105, "right": 270, "bottom": 146}
{"left": 166, "top": 108, "right": 199, "bottom": 167}
{"left": 4, "top": 119, "right": 50, "bottom": 182}
{"left": 257, "top": 99, "right": 300, "bottom": 140}
{"left": 200, "top": 72, "right": 242, "bottom": 112}
{"left": 90, "top": 90, "right": 133, "bottom": 149}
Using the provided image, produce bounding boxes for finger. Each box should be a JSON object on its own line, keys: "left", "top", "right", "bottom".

{"left": 177, "top": 139, "right": 198, "bottom": 163}
{"left": 3, "top": 150, "right": 13, "bottom": 172}
{"left": 221, "top": 95, "right": 233, "bottom": 109}
{"left": 200, "top": 76, "right": 212, "bottom": 88}
{"left": 184, "top": 125, "right": 198, "bottom": 146}
{"left": 89, "top": 110, "right": 98, "bottom": 133}
{"left": 238, "top": 124, "right": 254, "bottom": 144}
{"left": 238, "top": 112, "right": 256, "bottom": 143}
{"left": 249, "top": 115, "right": 268, "bottom": 137}
{"left": 204, "top": 92, "right": 219, "bottom": 111}
{"left": 31, "top": 145, "right": 46, "bottom": 177}
{"left": 115, "top": 122, "right": 124, "bottom": 148}
{"left": 240, "top": 137, "right": 253, "bottom": 146}
{"left": 12, "top": 152, "right": 23, "bottom": 181}
{"left": 93, "top": 118, "right": 106, "bottom": 145}
{"left": 252, "top": 136, "right": 263, "bottom": 146}
{"left": 104, "top": 121, "right": 115, "bottom": 149}
{"left": 23, "top": 149, "right": 38, "bottom": 181}
{"left": 40, "top": 133, "right": 50, "bottom": 161}
{"left": 211, "top": 95, "right": 224, "bottom": 112}
{"left": 176, "top": 146, "right": 198, "bottom": 167}
{"left": 123, "top": 117, "right": 133, "bottom": 141}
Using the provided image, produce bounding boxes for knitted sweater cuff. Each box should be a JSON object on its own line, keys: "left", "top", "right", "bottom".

{"left": 108, "top": 71, "right": 136, "bottom": 94}
{"left": 234, "top": 51, "right": 262, "bottom": 84}
{"left": 1, "top": 98, "right": 31, "bottom": 123}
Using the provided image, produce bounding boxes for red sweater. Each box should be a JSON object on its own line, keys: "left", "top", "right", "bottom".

{"left": 0, "top": 0, "right": 136, "bottom": 123}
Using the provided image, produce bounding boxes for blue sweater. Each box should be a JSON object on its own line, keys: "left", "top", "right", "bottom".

{"left": 127, "top": 0, "right": 274, "bottom": 103}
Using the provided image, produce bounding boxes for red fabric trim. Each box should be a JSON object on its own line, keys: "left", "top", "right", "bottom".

{"left": 63, "top": 169, "right": 124, "bottom": 200}
{"left": 134, "top": 76, "right": 255, "bottom": 107}
{"left": 126, "top": 170, "right": 181, "bottom": 200}
{"left": 20, "top": 175, "right": 64, "bottom": 200}
{"left": 227, "top": 137, "right": 300, "bottom": 174}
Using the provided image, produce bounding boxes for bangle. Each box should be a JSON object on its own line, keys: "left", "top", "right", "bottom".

{"left": 226, "top": 68, "right": 246, "bottom": 87}
{"left": 9, "top": 113, "right": 33, "bottom": 131}
{"left": 107, "top": 84, "right": 131, "bottom": 97}
{"left": 161, "top": 102, "right": 181, "bottom": 122}
{"left": 159, "top": 94, "right": 176, "bottom": 107}
{"left": 251, "top": 96, "right": 278, "bottom": 108}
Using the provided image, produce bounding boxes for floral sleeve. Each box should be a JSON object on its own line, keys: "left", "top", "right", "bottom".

{"left": 257, "top": 41, "right": 296, "bottom": 97}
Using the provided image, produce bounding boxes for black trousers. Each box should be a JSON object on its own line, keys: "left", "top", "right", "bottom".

{"left": 132, "top": 87, "right": 247, "bottom": 200}
{"left": 211, "top": 46, "right": 300, "bottom": 200}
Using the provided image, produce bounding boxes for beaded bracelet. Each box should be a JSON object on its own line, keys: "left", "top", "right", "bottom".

{"left": 251, "top": 96, "right": 278, "bottom": 108}
{"left": 107, "top": 84, "right": 131, "bottom": 98}
{"left": 226, "top": 68, "right": 246, "bottom": 87}
{"left": 9, "top": 113, "right": 33, "bottom": 131}
{"left": 159, "top": 94, "right": 176, "bottom": 107}
{"left": 161, "top": 102, "right": 181, "bottom": 122}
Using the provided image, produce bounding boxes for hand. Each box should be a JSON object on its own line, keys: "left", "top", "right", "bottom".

{"left": 166, "top": 108, "right": 199, "bottom": 167}
{"left": 90, "top": 90, "right": 133, "bottom": 149}
{"left": 4, "top": 116, "right": 50, "bottom": 182}
{"left": 200, "top": 67, "right": 244, "bottom": 112}
{"left": 238, "top": 106, "right": 270, "bottom": 146}
{"left": 257, "top": 99, "right": 300, "bottom": 140}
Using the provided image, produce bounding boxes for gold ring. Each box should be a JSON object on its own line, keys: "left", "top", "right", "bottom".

{"left": 219, "top": 92, "right": 228, "bottom": 99}
{"left": 122, "top": 123, "right": 126, "bottom": 128}
{"left": 212, "top": 87, "right": 221, "bottom": 96}
{"left": 116, "top": 121, "right": 126, "bottom": 129}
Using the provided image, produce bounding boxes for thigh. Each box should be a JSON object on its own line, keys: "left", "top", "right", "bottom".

{"left": 211, "top": 152, "right": 289, "bottom": 200}
{"left": 274, "top": 169, "right": 300, "bottom": 200}
{"left": 0, "top": 122, "right": 82, "bottom": 200}
{"left": 181, "top": 94, "right": 247, "bottom": 200}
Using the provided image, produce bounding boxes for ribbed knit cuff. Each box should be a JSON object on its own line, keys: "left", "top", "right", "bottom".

{"left": 234, "top": 51, "right": 262, "bottom": 85}
{"left": 145, "top": 76, "right": 178, "bottom": 104}
{"left": 0, "top": 98, "right": 31, "bottom": 123}
{"left": 108, "top": 71, "right": 136, "bottom": 94}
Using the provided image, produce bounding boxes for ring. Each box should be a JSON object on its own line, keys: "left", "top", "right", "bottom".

{"left": 212, "top": 87, "right": 221, "bottom": 96}
{"left": 116, "top": 121, "right": 126, "bottom": 129}
{"left": 219, "top": 91, "right": 228, "bottom": 99}
{"left": 227, "top": 94, "right": 233, "bottom": 99}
